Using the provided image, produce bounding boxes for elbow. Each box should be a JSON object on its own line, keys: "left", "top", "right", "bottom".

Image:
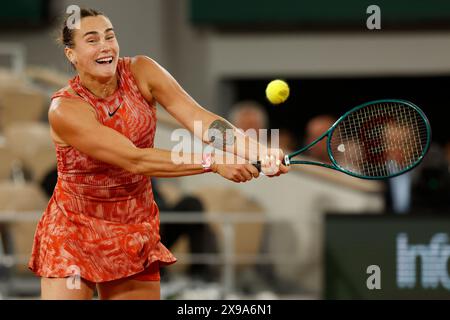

{"left": 123, "top": 148, "right": 162, "bottom": 176}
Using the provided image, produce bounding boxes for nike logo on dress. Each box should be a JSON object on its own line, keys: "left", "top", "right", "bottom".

{"left": 108, "top": 102, "right": 123, "bottom": 117}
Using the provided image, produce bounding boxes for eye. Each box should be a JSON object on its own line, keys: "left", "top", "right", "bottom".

{"left": 106, "top": 34, "right": 115, "bottom": 40}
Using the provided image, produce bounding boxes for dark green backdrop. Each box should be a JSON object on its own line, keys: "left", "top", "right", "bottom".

{"left": 191, "top": 1, "right": 450, "bottom": 28}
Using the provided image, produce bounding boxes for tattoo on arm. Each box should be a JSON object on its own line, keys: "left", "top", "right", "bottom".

{"left": 208, "top": 119, "right": 236, "bottom": 150}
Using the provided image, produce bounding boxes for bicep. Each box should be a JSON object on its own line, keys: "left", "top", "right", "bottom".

{"left": 49, "top": 99, "right": 142, "bottom": 172}
{"left": 132, "top": 56, "right": 213, "bottom": 130}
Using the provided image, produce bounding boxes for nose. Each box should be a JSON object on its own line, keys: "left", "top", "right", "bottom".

{"left": 98, "top": 38, "right": 112, "bottom": 51}
{"left": 99, "top": 43, "right": 111, "bottom": 53}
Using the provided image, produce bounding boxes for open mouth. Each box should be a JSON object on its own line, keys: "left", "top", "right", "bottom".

{"left": 95, "top": 57, "right": 114, "bottom": 64}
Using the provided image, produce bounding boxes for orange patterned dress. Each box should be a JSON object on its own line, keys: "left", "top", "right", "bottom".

{"left": 28, "top": 57, "right": 176, "bottom": 282}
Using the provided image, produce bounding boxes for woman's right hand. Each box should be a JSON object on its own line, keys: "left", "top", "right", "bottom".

{"left": 212, "top": 163, "right": 260, "bottom": 183}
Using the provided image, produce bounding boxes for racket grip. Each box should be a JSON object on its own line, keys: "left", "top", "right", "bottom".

{"left": 252, "top": 160, "right": 262, "bottom": 173}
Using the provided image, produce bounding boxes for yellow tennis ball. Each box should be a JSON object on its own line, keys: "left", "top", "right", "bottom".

{"left": 266, "top": 79, "right": 290, "bottom": 105}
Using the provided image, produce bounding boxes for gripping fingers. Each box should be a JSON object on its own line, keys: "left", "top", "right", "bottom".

{"left": 233, "top": 172, "right": 245, "bottom": 183}
{"left": 279, "top": 163, "right": 290, "bottom": 174}
{"left": 261, "top": 154, "right": 280, "bottom": 176}
{"left": 240, "top": 168, "right": 253, "bottom": 181}
{"left": 248, "top": 164, "right": 260, "bottom": 178}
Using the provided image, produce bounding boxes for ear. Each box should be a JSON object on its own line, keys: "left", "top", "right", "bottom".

{"left": 64, "top": 47, "right": 75, "bottom": 64}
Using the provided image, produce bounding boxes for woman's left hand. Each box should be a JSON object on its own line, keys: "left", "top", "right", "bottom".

{"left": 260, "top": 148, "right": 290, "bottom": 177}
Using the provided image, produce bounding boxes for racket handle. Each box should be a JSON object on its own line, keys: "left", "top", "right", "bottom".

{"left": 252, "top": 160, "right": 262, "bottom": 173}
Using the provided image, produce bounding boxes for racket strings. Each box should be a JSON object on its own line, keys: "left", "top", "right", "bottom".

{"left": 329, "top": 102, "right": 429, "bottom": 178}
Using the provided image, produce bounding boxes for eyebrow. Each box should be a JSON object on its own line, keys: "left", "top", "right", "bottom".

{"left": 83, "top": 28, "right": 114, "bottom": 38}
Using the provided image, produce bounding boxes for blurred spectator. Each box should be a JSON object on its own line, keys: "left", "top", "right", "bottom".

{"left": 304, "top": 114, "right": 337, "bottom": 163}
{"left": 228, "top": 100, "right": 268, "bottom": 138}
{"left": 332, "top": 136, "right": 365, "bottom": 174}
{"left": 228, "top": 100, "right": 299, "bottom": 156}
{"left": 383, "top": 121, "right": 414, "bottom": 214}
{"left": 278, "top": 128, "right": 298, "bottom": 154}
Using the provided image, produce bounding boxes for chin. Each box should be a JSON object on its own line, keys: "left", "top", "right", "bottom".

{"left": 92, "top": 63, "right": 118, "bottom": 79}
{"left": 97, "top": 70, "right": 116, "bottom": 79}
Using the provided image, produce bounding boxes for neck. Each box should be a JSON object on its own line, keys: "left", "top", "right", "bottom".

{"left": 78, "top": 72, "right": 118, "bottom": 99}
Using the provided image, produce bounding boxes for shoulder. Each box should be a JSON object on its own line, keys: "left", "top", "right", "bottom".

{"left": 127, "top": 55, "right": 179, "bottom": 103}
{"left": 129, "top": 55, "right": 165, "bottom": 79}
{"left": 48, "top": 97, "right": 96, "bottom": 146}
{"left": 49, "top": 95, "right": 96, "bottom": 127}
{"left": 128, "top": 55, "right": 163, "bottom": 101}
{"left": 129, "top": 55, "right": 177, "bottom": 91}
{"left": 50, "top": 94, "right": 90, "bottom": 115}
{"left": 130, "top": 55, "right": 158, "bottom": 68}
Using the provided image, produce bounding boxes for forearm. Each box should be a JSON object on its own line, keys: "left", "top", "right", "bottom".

{"left": 133, "top": 147, "right": 209, "bottom": 177}
{"left": 210, "top": 117, "right": 267, "bottom": 162}
{"left": 192, "top": 109, "right": 267, "bottom": 162}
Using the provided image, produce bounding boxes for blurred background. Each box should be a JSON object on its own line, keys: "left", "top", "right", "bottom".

{"left": 0, "top": 0, "right": 449, "bottom": 299}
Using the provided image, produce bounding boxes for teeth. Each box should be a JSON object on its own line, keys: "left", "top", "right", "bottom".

{"left": 96, "top": 57, "right": 113, "bottom": 63}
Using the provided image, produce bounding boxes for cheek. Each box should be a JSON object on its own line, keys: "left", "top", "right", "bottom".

{"left": 74, "top": 46, "right": 97, "bottom": 65}
{"left": 113, "top": 41, "right": 120, "bottom": 53}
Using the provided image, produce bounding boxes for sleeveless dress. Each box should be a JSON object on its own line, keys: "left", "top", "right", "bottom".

{"left": 28, "top": 57, "right": 176, "bottom": 282}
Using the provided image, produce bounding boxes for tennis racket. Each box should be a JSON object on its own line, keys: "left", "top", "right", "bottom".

{"left": 255, "top": 99, "right": 431, "bottom": 180}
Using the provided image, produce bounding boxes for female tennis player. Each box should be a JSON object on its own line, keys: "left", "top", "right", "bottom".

{"left": 28, "top": 8, "right": 288, "bottom": 300}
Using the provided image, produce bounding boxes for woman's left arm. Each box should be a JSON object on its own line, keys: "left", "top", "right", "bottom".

{"left": 131, "top": 55, "right": 285, "bottom": 173}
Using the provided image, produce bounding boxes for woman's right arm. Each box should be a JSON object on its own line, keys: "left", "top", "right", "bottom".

{"left": 49, "top": 97, "right": 259, "bottom": 182}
